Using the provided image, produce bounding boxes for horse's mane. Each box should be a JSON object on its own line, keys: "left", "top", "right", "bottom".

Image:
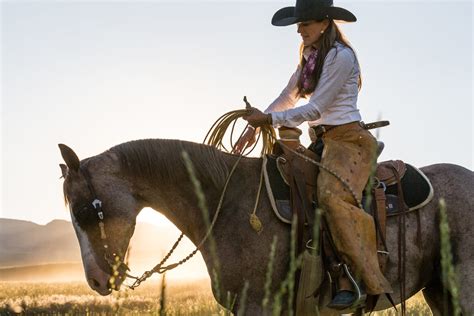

{"left": 109, "top": 139, "right": 230, "bottom": 189}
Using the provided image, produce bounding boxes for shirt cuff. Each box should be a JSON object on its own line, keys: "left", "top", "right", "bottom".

{"left": 270, "top": 111, "right": 286, "bottom": 128}
{"left": 270, "top": 104, "right": 322, "bottom": 128}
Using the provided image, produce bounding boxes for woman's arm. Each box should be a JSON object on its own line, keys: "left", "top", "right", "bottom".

{"left": 263, "top": 67, "right": 301, "bottom": 114}
{"left": 271, "top": 46, "right": 356, "bottom": 127}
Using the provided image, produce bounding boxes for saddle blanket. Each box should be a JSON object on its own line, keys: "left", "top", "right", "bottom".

{"left": 262, "top": 155, "right": 434, "bottom": 224}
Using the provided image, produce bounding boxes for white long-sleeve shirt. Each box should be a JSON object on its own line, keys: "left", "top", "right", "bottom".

{"left": 265, "top": 41, "right": 362, "bottom": 128}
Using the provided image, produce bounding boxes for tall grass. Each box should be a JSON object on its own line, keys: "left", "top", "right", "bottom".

{"left": 182, "top": 150, "right": 222, "bottom": 302}
{"left": 159, "top": 274, "right": 166, "bottom": 316}
{"left": 286, "top": 217, "right": 299, "bottom": 316}
{"left": 236, "top": 281, "right": 249, "bottom": 316}
{"left": 271, "top": 216, "right": 302, "bottom": 316}
{"left": 182, "top": 150, "right": 235, "bottom": 314}
{"left": 311, "top": 208, "right": 322, "bottom": 257}
{"left": 439, "top": 198, "right": 461, "bottom": 316}
{"left": 262, "top": 235, "right": 278, "bottom": 311}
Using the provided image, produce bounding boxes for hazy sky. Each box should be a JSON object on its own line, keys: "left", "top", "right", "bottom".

{"left": 1, "top": 0, "right": 472, "bottom": 229}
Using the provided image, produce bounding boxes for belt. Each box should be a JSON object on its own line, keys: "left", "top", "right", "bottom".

{"left": 309, "top": 120, "right": 390, "bottom": 140}
{"left": 310, "top": 124, "right": 339, "bottom": 138}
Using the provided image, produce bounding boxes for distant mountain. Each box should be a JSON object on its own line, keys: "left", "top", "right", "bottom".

{"left": 0, "top": 219, "right": 79, "bottom": 266}
{"left": 0, "top": 218, "right": 208, "bottom": 281}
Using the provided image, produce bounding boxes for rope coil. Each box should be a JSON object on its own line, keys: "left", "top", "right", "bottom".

{"left": 203, "top": 97, "right": 276, "bottom": 156}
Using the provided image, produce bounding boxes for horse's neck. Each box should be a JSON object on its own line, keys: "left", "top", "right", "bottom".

{"left": 134, "top": 147, "right": 237, "bottom": 245}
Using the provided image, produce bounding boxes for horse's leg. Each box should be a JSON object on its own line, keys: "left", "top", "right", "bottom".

{"left": 422, "top": 281, "right": 467, "bottom": 316}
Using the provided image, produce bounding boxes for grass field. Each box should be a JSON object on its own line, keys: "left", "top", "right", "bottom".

{"left": 0, "top": 280, "right": 219, "bottom": 315}
{"left": 0, "top": 280, "right": 432, "bottom": 315}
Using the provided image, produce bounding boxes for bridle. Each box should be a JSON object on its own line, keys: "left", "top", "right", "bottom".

{"left": 80, "top": 167, "right": 132, "bottom": 287}
{"left": 80, "top": 166, "right": 185, "bottom": 289}
{"left": 79, "top": 151, "right": 244, "bottom": 290}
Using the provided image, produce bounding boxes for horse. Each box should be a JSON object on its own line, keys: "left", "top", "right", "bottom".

{"left": 58, "top": 139, "right": 474, "bottom": 315}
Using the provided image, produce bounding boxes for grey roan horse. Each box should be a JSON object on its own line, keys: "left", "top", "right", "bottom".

{"left": 59, "top": 139, "right": 473, "bottom": 315}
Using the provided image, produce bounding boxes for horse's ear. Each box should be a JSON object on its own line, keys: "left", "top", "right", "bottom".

{"left": 59, "top": 163, "right": 68, "bottom": 178}
{"left": 58, "top": 144, "right": 80, "bottom": 172}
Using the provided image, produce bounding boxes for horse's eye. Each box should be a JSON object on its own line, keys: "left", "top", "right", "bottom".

{"left": 72, "top": 203, "right": 92, "bottom": 217}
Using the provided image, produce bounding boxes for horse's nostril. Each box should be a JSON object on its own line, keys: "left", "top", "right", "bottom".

{"left": 89, "top": 278, "right": 101, "bottom": 289}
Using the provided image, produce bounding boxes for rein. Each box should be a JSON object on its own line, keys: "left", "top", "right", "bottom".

{"left": 81, "top": 167, "right": 132, "bottom": 283}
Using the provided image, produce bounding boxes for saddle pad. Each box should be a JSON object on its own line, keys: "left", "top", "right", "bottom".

{"left": 384, "top": 163, "right": 434, "bottom": 213}
{"left": 263, "top": 155, "right": 293, "bottom": 224}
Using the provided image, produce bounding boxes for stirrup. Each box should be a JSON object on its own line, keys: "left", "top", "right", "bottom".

{"left": 343, "top": 264, "right": 366, "bottom": 308}
{"left": 327, "top": 264, "right": 367, "bottom": 311}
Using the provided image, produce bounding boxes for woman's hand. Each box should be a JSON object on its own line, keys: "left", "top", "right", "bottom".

{"left": 232, "top": 126, "right": 258, "bottom": 155}
{"left": 244, "top": 107, "right": 272, "bottom": 128}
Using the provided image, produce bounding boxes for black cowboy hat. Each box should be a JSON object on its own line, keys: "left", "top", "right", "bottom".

{"left": 272, "top": 0, "right": 356, "bottom": 26}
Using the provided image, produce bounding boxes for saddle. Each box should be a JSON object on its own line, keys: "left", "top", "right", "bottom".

{"left": 265, "top": 129, "right": 433, "bottom": 222}
{"left": 271, "top": 127, "right": 319, "bottom": 220}
{"left": 263, "top": 127, "right": 434, "bottom": 313}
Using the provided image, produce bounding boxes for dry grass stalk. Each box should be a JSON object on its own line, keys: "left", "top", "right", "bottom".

{"left": 182, "top": 150, "right": 222, "bottom": 302}
{"left": 439, "top": 198, "right": 461, "bottom": 316}
{"left": 236, "top": 280, "right": 249, "bottom": 316}
{"left": 159, "top": 273, "right": 167, "bottom": 316}
{"left": 262, "top": 235, "right": 278, "bottom": 311}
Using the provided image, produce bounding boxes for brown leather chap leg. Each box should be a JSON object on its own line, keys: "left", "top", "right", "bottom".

{"left": 316, "top": 122, "right": 393, "bottom": 295}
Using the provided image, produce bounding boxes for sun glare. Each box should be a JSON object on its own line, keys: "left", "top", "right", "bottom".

{"left": 136, "top": 207, "right": 174, "bottom": 228}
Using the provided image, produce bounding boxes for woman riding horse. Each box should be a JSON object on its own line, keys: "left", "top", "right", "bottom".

{"left": 234, "top": 0, "right": 393, "bottom": 309}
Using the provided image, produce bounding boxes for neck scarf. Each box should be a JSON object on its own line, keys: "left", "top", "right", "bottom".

{"left": 301, "top": 47, "right": 318, "bottom": 93}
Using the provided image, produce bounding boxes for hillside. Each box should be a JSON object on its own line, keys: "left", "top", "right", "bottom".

{"left": 0, "top": 218, "right": 207, "bottom": 281}
{"left": 0, "top": 219, "right": 79, "bottom": 266}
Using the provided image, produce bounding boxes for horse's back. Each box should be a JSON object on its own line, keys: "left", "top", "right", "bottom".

{"left": 420, "top": 162, "right": 473, "bottom": 214}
